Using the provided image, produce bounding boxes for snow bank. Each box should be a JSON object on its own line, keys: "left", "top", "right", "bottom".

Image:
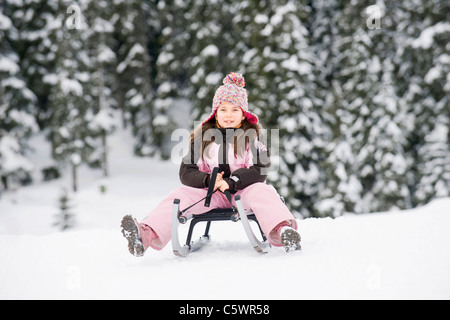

{"left": 1, "top": 198, "right": 449, "bottom": 300}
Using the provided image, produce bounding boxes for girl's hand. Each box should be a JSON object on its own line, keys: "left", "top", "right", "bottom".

{"left": 216, "top": 171, "right": 224, "bottom": 181}
{"left": 213, "top": 171, "right": 224, "bottom": 188}
{"left": 214, "top": 179, "right": 229, "bottom": 193}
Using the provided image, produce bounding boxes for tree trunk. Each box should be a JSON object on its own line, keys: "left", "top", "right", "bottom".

{"left": 72, "top": 163, "right": 77, "bottom": 192}
{"left": 101, "top": 129, "right": 108, "bottom": 177}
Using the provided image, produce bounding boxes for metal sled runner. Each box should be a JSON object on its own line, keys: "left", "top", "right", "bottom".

{"left": 171, "top": 168, "right": 271, "bottom": 257}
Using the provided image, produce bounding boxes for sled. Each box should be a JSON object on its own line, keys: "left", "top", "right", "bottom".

{"left": 171, "top": 168, "right": 271, "bottom": 257}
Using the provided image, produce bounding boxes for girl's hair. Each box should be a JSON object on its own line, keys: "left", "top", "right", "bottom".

{"left": 190, "top": 118, "right": 260, "bottom": 159}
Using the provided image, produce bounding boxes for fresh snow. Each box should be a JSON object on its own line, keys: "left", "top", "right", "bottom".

{"left": 0, "top": 136, "right": 35, "bottom": 173}
{"left": 411, "top": 22, "right": 450, "bottom": 50}
{"left": 0, "top": 129, "right": 449, "bottom": 300}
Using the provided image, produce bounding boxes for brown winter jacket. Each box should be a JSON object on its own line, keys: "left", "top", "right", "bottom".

{"left": 179, "top": 128, "right": 270, "bottom": 193}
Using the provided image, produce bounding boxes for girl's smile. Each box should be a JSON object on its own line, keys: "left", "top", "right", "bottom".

{"left": 215, "top": 102, "right": 245, "bottom": 128}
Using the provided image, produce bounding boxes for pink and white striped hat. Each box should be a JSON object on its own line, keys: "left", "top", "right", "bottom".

{"left": 202, "top": 72, "right": 258, "bottom": 125}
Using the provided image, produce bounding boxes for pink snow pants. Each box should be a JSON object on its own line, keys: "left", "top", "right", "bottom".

{"left": 139, "top": 183, "right": 297, "bottom": 251}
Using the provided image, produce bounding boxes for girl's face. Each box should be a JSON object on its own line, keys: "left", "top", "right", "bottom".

{"left": 215, "top": 102, "right": 245, "bottom": 128}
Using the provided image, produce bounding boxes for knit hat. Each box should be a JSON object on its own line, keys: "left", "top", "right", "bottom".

{"left": 202, "top": 72, "right": 258, "bottom": 125}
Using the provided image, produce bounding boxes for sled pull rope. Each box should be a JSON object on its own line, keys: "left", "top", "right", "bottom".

{"left": 178, "top": 167, "right": 220, "bottom": 217}
{"left": 178, "top": 189, "right": 219, "bottom": 217}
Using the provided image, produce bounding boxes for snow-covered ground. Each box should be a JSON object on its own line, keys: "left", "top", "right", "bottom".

{"left": 0, "top": 129, "right": 449, "bottom": 300}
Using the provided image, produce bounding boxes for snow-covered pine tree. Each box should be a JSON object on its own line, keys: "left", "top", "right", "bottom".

{"left": 82, "top": 0, "right": 117, "bottom": 177}
{"left": 307, "top": 0, "right": 345, "bottom": 217}
{"left": 352, "top": 2, "right": 412, "bottom": 213}
{"left": 2, "top": 0, "right": 53, "bottom": 129}
{"left": 0, "top": 8, "right": 39, "bottom": 191}
{"left": 152, "top": 0, "right": 189, "bottom": 109}
{"left": 111, "top": 0, "right": 167, "bottom": 158}
{"left": 395, "top": 0, "right": 450, "bottom": 206}
{"left": 233, "top": 0, "right": 285, "bottom": 127}
{"left": 317, "top": 0, "right": 412, "bottom": 215}
{"left": 44, "top": 2, "right": 96, "bottom": 192}
{"left": 361, "top": 58, "right": 411, "bottom": 212}
{"left": 309, "top": 0, "right": 341, "bottom": 89}
{"left": 54, "top": 187, "right": 75, "bottom": 231}
{"left": 185, "top": 0, "right": 237, "bottom": 122}
{"left": 325, "top": 2, "right": 374, "bottom": 214}
{"left": 150, "top": 0, "right": 193, "bottom": 157}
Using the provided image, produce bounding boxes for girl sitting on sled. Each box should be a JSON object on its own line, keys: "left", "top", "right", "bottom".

{"left": 121, "top": 72, "right": 301, "bottom": 256}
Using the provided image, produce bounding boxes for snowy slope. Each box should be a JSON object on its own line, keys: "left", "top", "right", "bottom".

{"left": 0, "top": 129, "right": 449, "bottom": 300}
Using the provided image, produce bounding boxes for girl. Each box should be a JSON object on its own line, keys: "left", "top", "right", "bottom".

{"left": 121, "top": 72, "right": 301, "bottom": 256}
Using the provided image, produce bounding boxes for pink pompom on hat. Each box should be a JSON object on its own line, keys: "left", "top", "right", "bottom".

{"left": 202, "top": 72, "right": 259, "bottom": 125}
